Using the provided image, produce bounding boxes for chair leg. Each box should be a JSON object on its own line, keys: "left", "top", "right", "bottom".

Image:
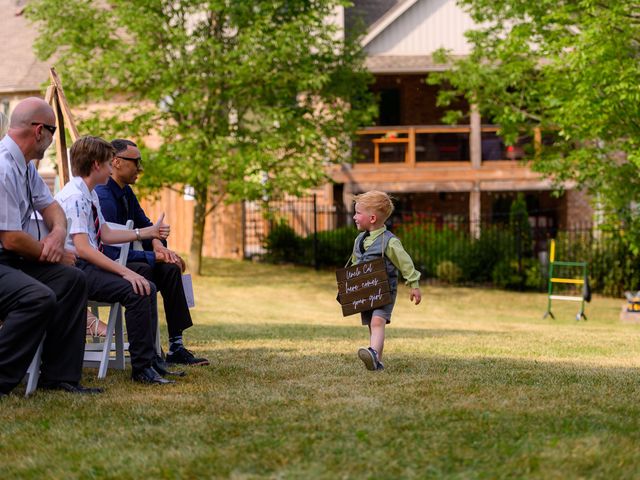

{"left": 155, "top": 321, "right": 162, "bottom": 357}
{"left": 97, "top": 304, "right": 120, "bottom": 379}
{"left": 25, "top": 334, "right": 45, "bottom": 396}
{"left": 114, "top": 306, "right": 126, "bottom": 370}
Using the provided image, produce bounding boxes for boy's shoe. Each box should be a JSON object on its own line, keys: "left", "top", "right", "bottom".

{"left": 166, "top": 346, "right": 210, "bottom": 366}
{"left": 131, "top": 366, "right": 175, "bottom": 385}
{"left": 358, "top": 347, "right": 382, "bottom": 371}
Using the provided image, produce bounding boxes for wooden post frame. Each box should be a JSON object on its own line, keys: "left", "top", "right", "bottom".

{"left": 43, "top": 67, "right": 80, "bottom": 189}
{"left": 336, "top": 258, "right": 391, "bottom": 316}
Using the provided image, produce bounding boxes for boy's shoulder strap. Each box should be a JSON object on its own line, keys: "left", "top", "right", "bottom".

{"left": 382, "top": 229, "right": 397, "bottom": 240}
{"left": 345, "top": 231, "right": 366, "bottom": 267}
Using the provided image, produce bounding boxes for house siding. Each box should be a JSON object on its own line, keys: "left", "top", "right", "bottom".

{"left": 364, "top": 0, "right": 474, "bottom": 56}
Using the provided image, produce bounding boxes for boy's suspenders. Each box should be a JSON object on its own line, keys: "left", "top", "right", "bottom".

{"left": 345, "top": 230, "right": 388, "bottom": 268}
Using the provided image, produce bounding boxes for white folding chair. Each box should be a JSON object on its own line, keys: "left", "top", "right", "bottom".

{"left": 0, "top": 320, "right": 44, "bottom": 397}
{"left": 24, "top": 335, "right": 45, "bottom": 396}
{"left": 83, "top": 220, "right": 134, "bottom": 378}
{"left": 21, "top": 213, "right": 66, "bottom": 395}
{"left": 83, "top": 220, "right": 162, "bottom": 378}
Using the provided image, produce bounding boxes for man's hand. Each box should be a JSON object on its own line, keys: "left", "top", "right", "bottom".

{"left": 122, "top": 269, "right": 152, "bottom": 296}
{"left": 60, "top": 249, "right": 78, "bottom": 267}
{"left": 410, "top": 288, "right": 422, "bottom": 305}
{"left": 150, "top": 213, "right": 170, "bottom": 240}
{"left": 154, "top": 244, "right": 186, "bottom": 272}
{"left": 39, "top": 227, "right": 66, "bottom": 263}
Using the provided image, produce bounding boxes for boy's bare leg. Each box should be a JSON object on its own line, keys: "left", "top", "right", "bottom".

{"left": 369, "top": 315, "right": 386, "bottom": 360}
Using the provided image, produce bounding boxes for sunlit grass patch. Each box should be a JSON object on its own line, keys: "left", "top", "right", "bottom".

{"left": 1, "top": 258, "right": 638, "bottom": 479}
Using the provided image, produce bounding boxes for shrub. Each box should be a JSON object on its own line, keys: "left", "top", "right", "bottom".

{"left": 299, "top": 226, "right": 359, "bottom": 267}
{"left": 491, "top": 259, "right": 523, "bottom": 290}
{"left": 263, "top": 219, "right": 303, "bottom": 264}
{"left": 436, "top": 260, "right": 463, "bottom": 284}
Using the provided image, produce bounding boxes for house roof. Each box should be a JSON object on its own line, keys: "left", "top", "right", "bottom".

{"left": 365, "top": 54, "right": 466, "bottom": 73}
{"left": 0, "top": 0, "right": 50, "bottom": 94}
{"left": 360, "top": 0, "right": 420, "bottom": 48}
{"left": 349, "top": 0, "right": 474, "bottom": 73}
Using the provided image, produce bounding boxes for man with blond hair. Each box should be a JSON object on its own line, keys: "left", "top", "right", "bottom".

{"left": 0, "top": 97, "right": 100, "bottom": 395}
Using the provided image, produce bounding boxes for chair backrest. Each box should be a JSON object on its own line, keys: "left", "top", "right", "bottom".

{"left": 105, "top": 220, "right": 134, "bottom": 265}
{"left": 26, "top": 213, "right": 73, "bottom": 249}
{"left": 26, "top": 215, "right": 132, "bottom": 263}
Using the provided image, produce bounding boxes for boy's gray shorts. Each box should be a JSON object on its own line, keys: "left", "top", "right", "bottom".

{"left": 360, "top": 291, "right": 397, "bottom": 325}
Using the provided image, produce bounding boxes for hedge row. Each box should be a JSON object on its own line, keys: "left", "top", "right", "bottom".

{"left": 263, "top": 219, "right": 640, "bottom": 296}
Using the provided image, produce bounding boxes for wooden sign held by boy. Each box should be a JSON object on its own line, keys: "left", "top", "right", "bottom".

{"left": 336, "top": 258, "right": 391, "bottom": 316}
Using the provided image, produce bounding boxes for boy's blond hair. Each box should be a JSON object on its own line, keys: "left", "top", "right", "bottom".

{"left": 353, "top": 190, "right": 394, "bottom": 222}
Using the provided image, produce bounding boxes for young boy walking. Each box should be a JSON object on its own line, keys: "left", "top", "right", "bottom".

{"left": 350, "top": 191, "right": 421, "bottom": 370}
{"left": 55, "top": 135, "right": 176, "bottom": 385}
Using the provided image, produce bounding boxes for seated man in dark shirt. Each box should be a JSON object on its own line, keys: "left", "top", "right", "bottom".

{"left": 95, "top": 139, "right": 209, "bottom": 367}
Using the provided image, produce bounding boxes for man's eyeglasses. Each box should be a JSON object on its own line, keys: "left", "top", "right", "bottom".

{"left": 115, "top": 155, "right": 143, "bottom": 169}
{"left": 31, "top": 122, "right": 57, "bottom": 135}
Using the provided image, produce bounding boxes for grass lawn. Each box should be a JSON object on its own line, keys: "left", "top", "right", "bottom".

{"left": 2, "top": 258, "right": 639, "bottom": 479}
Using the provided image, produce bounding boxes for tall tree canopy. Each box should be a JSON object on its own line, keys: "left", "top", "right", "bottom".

{"left": 431, "top": 0, "right": 640, "bottom": 245}
{"left": 28, "top": 0, "right": 375, "bottom": 273}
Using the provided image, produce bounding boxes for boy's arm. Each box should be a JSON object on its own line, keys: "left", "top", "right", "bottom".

{"left": 73, "top": 233, "right": 152, "bottom": 295}
{"left": 131, "top": 193, "right": 159, "bottom": 252}
{"left": 385, "top": 238, "right": 421, "bottom": 288}
{"left": 100, "top": 213, "right": 169, "bottom": 245}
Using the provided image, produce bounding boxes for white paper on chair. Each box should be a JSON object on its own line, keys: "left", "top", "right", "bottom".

{"left": 182, "top": 273, "right": 195, "bottom": 308}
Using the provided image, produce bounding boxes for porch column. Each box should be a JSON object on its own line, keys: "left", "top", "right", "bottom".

{"left": 470, "top": 103, "right": 482, "bottom": 169}
{"left": 470, "top": 186, "right": 481, "bottom": 239}
{"left": 469, "top": 104, "right": 482, "bottom": 237}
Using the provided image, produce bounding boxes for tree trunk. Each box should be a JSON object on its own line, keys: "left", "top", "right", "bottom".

{"left": 189, "top": 194, "right": 207, "bottom": 275}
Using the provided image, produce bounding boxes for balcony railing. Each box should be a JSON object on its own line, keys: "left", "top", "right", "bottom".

{"left": 354, "top": 125, "right": 538, "bottom": 166}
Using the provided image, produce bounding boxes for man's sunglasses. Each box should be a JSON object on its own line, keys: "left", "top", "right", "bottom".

{"left": 31, "top": 122, "right": 57, "bottom": 135}
{"left": 115, "top": 155, "right": 143, "bottom": 168}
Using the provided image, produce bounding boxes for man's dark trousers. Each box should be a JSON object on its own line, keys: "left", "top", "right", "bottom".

{"left": 0, "top": 260, "right": 87, "bottom": 394}
{"left": 127, "top": 262, "right": 192, "bottom": 338}
{"left": 78, "top": 262, "right": 159, "bottom": 371}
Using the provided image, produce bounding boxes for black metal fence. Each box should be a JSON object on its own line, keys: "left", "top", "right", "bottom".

{"left": 243, "top": 196, "right": 640, "bottom": 296}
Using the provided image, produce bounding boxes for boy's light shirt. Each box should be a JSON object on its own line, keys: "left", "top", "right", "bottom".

{"left": 351, "top": 225, "right": 421, "bottom": 288}
{"left": 54, "top": 176, "right": 105, "bottom": 253}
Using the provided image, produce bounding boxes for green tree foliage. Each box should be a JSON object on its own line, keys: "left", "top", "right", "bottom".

{"left": 27, "top": 0, "right": 375, "bottom": 273}
{"left": 430, "top": 0, "right": 640, "bottom": 248}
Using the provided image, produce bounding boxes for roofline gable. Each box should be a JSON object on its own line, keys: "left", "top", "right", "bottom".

{"left": 361, "top": 0, "right": 420, "bottom": 47}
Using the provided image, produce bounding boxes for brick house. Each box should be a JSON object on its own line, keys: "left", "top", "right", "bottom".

{"left": 326, "top": 0, "right": 593, "bottom": 233}
{"left": 0, "top": 0, "right": 57, "bottom": 191}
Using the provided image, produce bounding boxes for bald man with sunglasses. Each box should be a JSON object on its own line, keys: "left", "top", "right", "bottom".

{"left": 0, "top": 97, "right": 99, "bottom": 396}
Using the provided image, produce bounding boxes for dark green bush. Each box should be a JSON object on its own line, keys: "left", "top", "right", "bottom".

{"left": 262, "top": 213, "right": 639, "bottom": 296}
{"left": 299, "top": 226, "right": 359, "bottom": 267}
{"left": 436, "top": 260, "right": 463, "bottom": 284}
{"left": 263, "top": 219, "right": 304, "bottom": 264}
{"left": 491, "top": 257, "right": 546, "bottom": 290}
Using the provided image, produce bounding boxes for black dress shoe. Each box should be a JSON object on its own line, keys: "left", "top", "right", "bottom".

{"left": 132, "top": 366, "right": 175, "bottom": 385}
{"left": 153, "top": 355, "right": 186, "bottom": 377}
{"left": 39, "top": 381, "right": 104, "bottom": 394}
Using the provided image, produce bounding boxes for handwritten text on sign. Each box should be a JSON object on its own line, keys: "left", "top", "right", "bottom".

{"left": 336, "top": 258, "right": 391, "bottom": 316}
